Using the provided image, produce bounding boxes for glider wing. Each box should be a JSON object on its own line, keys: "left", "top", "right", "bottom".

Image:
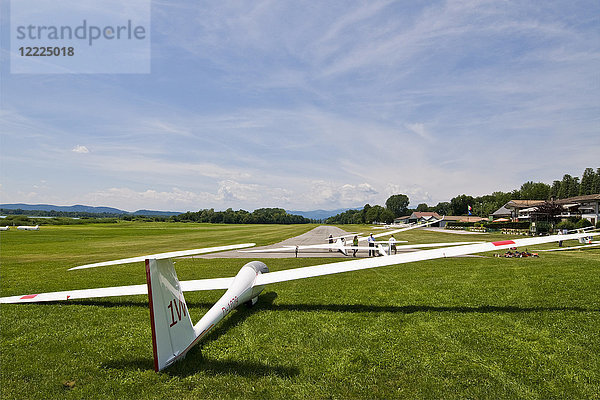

{"left": 369, "top": 219, "right": 439, "bottom": 239}
{"left": 68, "top": 243, "right": 255, "bottom": 270}
{"left": 535, "top": 242, "right": 600, "bottom": 252}
{"left": 241, "top": 241, "right": 480, "bottom": 254}
{"left": 255, "top": 232, "right": 598, "bottom": 286}
{"left": 0, "top": 277, "right": 235, "bottom": 304}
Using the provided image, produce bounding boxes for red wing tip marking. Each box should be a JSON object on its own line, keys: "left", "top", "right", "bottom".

{"left": 20, "top": 294, "right": 38, "bottom": 299}
{"left": 492, "top": 240, "right": 516, "bottom": 246}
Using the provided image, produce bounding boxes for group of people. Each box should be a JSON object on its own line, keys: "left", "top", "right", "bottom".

{"left": 495, "top": 248, "right": 539, "bottom": 258}
{"left": 329, "top": 233, "right": 397, "bottom": 257}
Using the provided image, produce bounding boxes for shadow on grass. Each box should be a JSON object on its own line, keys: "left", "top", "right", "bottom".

{"left": 166, "top": 346, "right": 298, "bottom": 378}
{"left": 200, "top": 292, "right": 278, "bottom": 345}
{"left": 102, "top": 351, "right": 298, "bottom": 378}
{"left": 100, "top": 292, "right": 291, "bottom": 377}
{"left": 29, "top": 293, "right": 598, "bottom": 315}
{"left": 263, "top": 303, "right": 599, "bottom": 314}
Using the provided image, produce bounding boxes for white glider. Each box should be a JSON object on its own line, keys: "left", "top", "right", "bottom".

{"left": 17, "top": 225, "right": 39, "bottom": 231}
{"left": 243, "top": 220, "right": 441, "bottom": 256}
{"left": 1, "top": 231, "right": 596, "bottom": 372}
{"left": 534, "top": 242, "right": 600, "bottom": 252}
{"left": 304, "top": 241, "right": 482, "bottom": 257}
{"left": 0, "top": 226, "right": 9, "bottom": 231}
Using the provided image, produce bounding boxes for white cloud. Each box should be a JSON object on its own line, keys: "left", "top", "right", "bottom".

{"left": 79, "top": 181, "right": 294, "bottom": 212}
{"left": 304, "top": 181, "right": 379, "bottom": 208}
{"left": 82, "top": 187, "right": 214, "bottom": 212}
{"left": 74, "top": 180, "right": 379, "bottom": 212}
{"left": 72, "top": 145, "right": 89, "bottom": 154}
{"left": 216, "top": 180, "right": 292, "bottom": 206}
{"left": 385, "top": 184, "right": 432, "bottom": 207}
{"left": 405, "top": 123, "right": 434, "bottom": 143}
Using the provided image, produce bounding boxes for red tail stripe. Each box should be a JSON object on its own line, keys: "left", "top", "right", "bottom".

{"left": 145, "top": 259, "right": 159, "bottom": 372}
{"left": 492, "top": 240, "right": 516, "bottom": 246}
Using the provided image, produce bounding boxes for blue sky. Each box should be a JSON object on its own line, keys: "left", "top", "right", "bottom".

{"left": 1, "top": 1, "right": 599, "bottom": 212}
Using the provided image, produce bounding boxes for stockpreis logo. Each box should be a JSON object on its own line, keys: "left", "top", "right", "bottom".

{"left": 10, "top": 0, "right": 150, "bottom": 73}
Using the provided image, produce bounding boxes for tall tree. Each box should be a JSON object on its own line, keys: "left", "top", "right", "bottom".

{"left": 474, "top": 194, "right": 504, "bottom": 217}
{"left": 557, "top": 174, "right": 573, "bottom": 199}
{"left": 568, "top": 177, "right": 580, "bottom": 197}
{"left": 365, "top": 205, "right": 385, "bottom": 223}
{"left": 416, "top": 203, "right": 429, "bottom": 212}
{"left": 379, "top": 209, "right": 396, "bottom": 224}
{"left": 549, "top": 180, "right": 561, "bottom": 199}
{"left": 450, "top": 194, "right": 474, "bottom": 216}
{"left": 518, "top": 181, "right": 550, "bottom": 200}
{"left": 385, "top": 194, "right": 409, "bottom": 217}
{"left": 493, "top": 191, "right": 512, "bottom": 206}
{"left": 580, "top": 168, "right": 595, "bottom": 195}
{"left": 361, "top": 204, "right": 372, "bottom": 223}
{"left": 593, "top": 168, "right": 600, "bottom": 194}
{"left": 434, "top": 202, "right": 451, "bottom": 216}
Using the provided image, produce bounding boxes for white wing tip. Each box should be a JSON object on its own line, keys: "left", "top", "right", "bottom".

{"left": 69, "top": 243, "right": 255, "bottom": 271}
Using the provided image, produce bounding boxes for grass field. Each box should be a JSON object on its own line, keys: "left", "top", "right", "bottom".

{"left": 1, "top": 222, "right": 599, "bottom": 399}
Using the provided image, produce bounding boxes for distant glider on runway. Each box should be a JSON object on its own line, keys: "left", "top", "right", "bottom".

{"left": 17, "top": 225, "right": 39, "bottom": 231}
{"left": 242, "top": 219, "right": 443, "bottom": 256}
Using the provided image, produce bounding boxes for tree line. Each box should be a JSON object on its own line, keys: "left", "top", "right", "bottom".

{"left": 0, "top": 208, "right": 130, "bottom": 219}
{"left": 441, "top": 167, "right": 600, "bottom": 218}
{"left": 327, "top": 167, "right": 599, "bottom": 223}
{"left": 169, "top": 208, "right": 312, "bottom": 224}
{"left": 1, "top": 207, "right": 312, "bottom": 225}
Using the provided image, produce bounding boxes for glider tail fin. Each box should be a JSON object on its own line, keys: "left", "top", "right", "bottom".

{"left": 145, "top": 258, "right": 196, "bottom": 371}
{"left": 335, "top": 238, "right": 348, "bottom": 256}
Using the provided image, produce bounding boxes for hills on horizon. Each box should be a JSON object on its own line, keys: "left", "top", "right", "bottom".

{"left": 0, "top": 203, "right": 357, "bottom": 220}
{"left": 286, "top": 208, "right": 361, "bottom": 220}
{"left": 0, "top": 203, "right": 180, "bottom": 217}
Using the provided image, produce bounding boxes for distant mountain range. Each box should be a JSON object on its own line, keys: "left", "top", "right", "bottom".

{"left": 0, "top": 203, "right": 356, "bottom": 220}
{"left": 286, "top": 208, "right": 360, "bottom": 220}
{"left": 0, "top": 203, "right": 181, "bottom": 217}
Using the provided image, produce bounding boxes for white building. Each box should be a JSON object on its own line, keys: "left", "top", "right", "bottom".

{"left": 555, "top": 194, "right": 600, "bottom": 225}
{"left": 492, "top": 195, "right": 600, "bottom": 225}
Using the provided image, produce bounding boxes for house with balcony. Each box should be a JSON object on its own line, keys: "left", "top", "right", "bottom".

{"left": 491, "top": 195, "right": 600, "bottom": 225}
{"left": 555, "top": 194, "right": 600, "bottom": 225}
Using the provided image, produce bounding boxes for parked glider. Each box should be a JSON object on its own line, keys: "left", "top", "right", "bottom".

{"left": 244, "top": 240, "right": 481, "bottom": 257}
{"left": 534, "top": 242, "right": 600, "bottom": 252}
{"left": 243, "top": 220, "right": 441, "bottom": 256}
{"left": 17, "top": 225, "right": 39, "bottom": 231}
{"left": 0, "top": 226, "right": 9, "bottom": 231}
{"left": 1, "top": 232, "right": 596, "bottom": 372}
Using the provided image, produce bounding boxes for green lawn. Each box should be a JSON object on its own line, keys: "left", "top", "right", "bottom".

{"left": 1, "top": 223, "right": 599, "bottom": 399}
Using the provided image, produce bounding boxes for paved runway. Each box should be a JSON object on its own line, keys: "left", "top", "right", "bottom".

{"left": 196, "top": 225, "right": 367, "bottom": 259}
{"left": 194, "top": 225, "right": 485, "bottom": 259}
